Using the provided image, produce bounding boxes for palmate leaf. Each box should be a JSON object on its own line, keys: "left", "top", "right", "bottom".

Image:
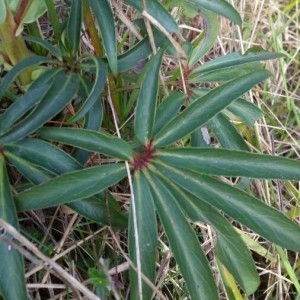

{"left": 154, "top": 161, "right": 300, "bottom": 252}
{"left": 129, "top": 171, "right": 157, "bottom": 300}
{"left": 0, "top": 70, "right": 79, "bottom": 144}
{"left": 15, "top": 164, "right": 127, "bottom": 211}
{"left": 38, "top": 127, "right": 133, "bottom": 160}
{"left": 134, "top": 48, "right": 164, "bottom": 144}
{"left": 153, "top": 171, "right": 259, "bottom": 295}
{"left": 153, "top": 69, "right": 270, "bottom": 147}
{"left": 157, "top": 148, "right": 300, "bottom": 180}
{"left": 0, "top": 156, "right": 27, "bottom": 300}
{"left": 145, "top": 169, "right": 219, "bottom": 300}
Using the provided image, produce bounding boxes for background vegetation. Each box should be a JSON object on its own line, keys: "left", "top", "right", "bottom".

{"left": 0, "top": 0, "right": 299, "bottom": 299}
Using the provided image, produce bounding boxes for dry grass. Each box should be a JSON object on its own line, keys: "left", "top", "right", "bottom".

{"left": 11, "top": 1, "right": 299, "bottom": 299}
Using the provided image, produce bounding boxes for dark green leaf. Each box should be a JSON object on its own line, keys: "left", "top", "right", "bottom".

{"left": 154, "top": 161, "right": 300, "bottom": 252}
{"left": 88, "top": 0, "right": 117, "bottom": 74}
{"left": 154, "top": 70, "right": 271, "bottom": 147}
{"left": 157, "top": 147, "right": 300, "bottom": 180}
{"left": 146, "top": 169, "right": 218, "bottom": 300}
{"left": 0, "top": 55, "right": 53, "bottom": 98}
{"left": 187, "top": 0, "right": 242, "bottom": 25}
{"left": 5, "top": 151, "right": 55, "bottom": 185}
{"left": 0, "top": 71, "right": 79, "bottom": 144}
{"left": 159, "top": 176, "right": 259, "bottom": 295}
{"left": 209, "top": 113, "right": 249, "bottom": 151}
{"left": 192, "top": 50, "right": 284, "bottom": 74}
{"left": 24, "top": 36, "right": 63, "bottom": 59}
{"left": 15, "top": 163, "right": 127, "bottom": 211}
{"left": 129, "top": 171, "right": 157, "bottom": 299}
{"left": 188, "top": 8, "right": 218, "bottom": 66}
{"left": 69, "top": 194, "right": 128, "bottom": 229}
{"left": 38, "top": 127, "right": 134, "bottom": 160}
{"left": 134, "top": 49, "right": 164, "bottom": 144}
{"left": 0, "top": 156, "right": 27, "bottom": 300}
{"left": 4, "top": 138, "right": 81, "bottom": 175}
{"left": 152, "top": 92, "right": 185, "bottom": 136}
{"left": 70, "top": 56, "right": 107, "bottom": 122}
{"left": 118, "top": 30, "right": 169, "bottom": 73}
{"left": 125, "top": 0, "right": 178, "bottom": 32}
{"left": 66, "top": 0, "right": 82, "bottom": 54}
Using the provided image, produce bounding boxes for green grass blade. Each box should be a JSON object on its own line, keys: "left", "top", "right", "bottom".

{"left": 152, "top": 92, "right": 185, "bottom": 136}
{"left": 125, "top": 0, "right": 178, "bottom": 32}
{"left": 4, "top": 138, "right": 81, "bottom": 174}
{"left": 38, "top": 127, "right": 134, "bottom": 160}
{"left": 188, "top": 0, "right": 242, "bottom": 25}
{"left": 153, "top": 69, "right": 270, "bottom": 147}
{"left": 0, "top": 156, "right": 27, "bottom": 300}
{"left": 158, "top": 177, "right": 259, "bottom": 295}
{"left": 15, "top": 163, "right": 127, "bottom": 211}
{"left": 0, "top": 71, "right": 79, "bottom": 144}
{"left": 88, "top": 0, "right": 117, "bottom": 74}
{"left": 134, "top": 49, "right": 164, "bottom": 144}
{"left": 157, "top": 147, "right": 300, "bottom": 180}
{"left": 129, "top": 171, "right": 157, "bottom": 300}
{"left": 70, "top": 56, "right": 107, "bottom": 122}
{"left": 146, "top": 169, "right": 219, "bottom": 300}
{"left": 155, "top": 162, "right": 300, "bottom": 252}
{"left": 66, "top": 0, "right": 82, "bottom": 54}
{"left": 188, "top": 8, "right": 219, "bottom": 66}
{"left": 209, "top": 113, "right": 250, "bottom": 151}
{"left": 0, "top": 55, "right": 54, "bottom": 97}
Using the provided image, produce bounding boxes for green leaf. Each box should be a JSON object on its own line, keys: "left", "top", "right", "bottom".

{"left": 188, "top": 8, "right": 219, "bottom": 66}
{"left": 146, "top": 169, "right": 218, "bottom": 300}
{"left": 66, "top": 0, "right": 82, "bottom": 54}
{"left": 157, "top": 147, "right": 300, "bottom": 180}
{"left": 129, "top": 171, "right": 157, "bottom": 300}
{"left": 154, "top": 162, "right": 300, "bottom": 252}
{"left": 88, "top": 0, "right": 117, "bottom": 74}
{"left": 125, "top": 0, "right": 178, "bottom": 32}
{"left": 227, "top": 98, "right": 262, "bottom": 125}
{"left": 70, "top": 56, "right": 107, "bottom": 122}
{"left": 134, "top": 49, "right": 164, "bottom": 144}
{"left": 152, "top": 92, "right": 185, "bottom": 136}
{"left": 4, "top": 138, "right": 81, "bottom": 175}
{"left": 156, "top": 172, "right": 259, "bottom": 295}
{"left": 209, "top": 113, "right": 250, "bottom": 151}
{"left": 0, "top": 55, "right": 53, "bottom": 98}
{"left": 69, "top": 194, "right": 128, "bottom": 229}
{"left": 24, "top": 36, "right": 63, "bottom": 59}
{"left": 192, "top": 50, "right": 284, "bottom": 75}
{"left": 187, "top": 0, "right": 242, "bottom": 25}
{"left": 190, "top": 62, "right": 263, "bottom": 83}
{"left": 0, "top": 0, "right": 6, "bottom": 24}
{"left": 0, "top": 82, "right": 51, "bottom": 135}
{"left": 38, "top": 127, "right": 134, "bottom": 160}
{"left": 0, "top": 155, "right": 27, "bottom": 300}
{"left": 117, "top": 30, "right": 169, "bottom": 73}
{"left": 0, "top": 70, "right": 79, "bottom": 144}
{"left": 5, "top": 151, "right": 55, "bottom": 185}
{"left": 154, "top": 69, "right": 271, "bottom": 147}
{"left": 15, "top": 163, "right": 127, "bottom": 211}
